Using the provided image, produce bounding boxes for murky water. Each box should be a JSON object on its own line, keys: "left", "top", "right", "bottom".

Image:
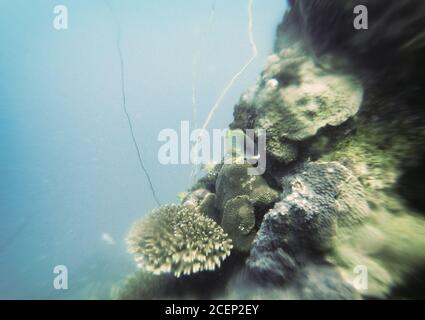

{"left": 0, "top": 0, "right": 287, "bottom": 299}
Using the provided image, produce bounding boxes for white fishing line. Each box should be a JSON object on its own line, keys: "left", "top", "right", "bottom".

{"left": 190, "top": 0, "right": 258, "bottom": 184}
{"left": 189, "top": 1, "right": 217, "bottom": 185}
{"left": 200, "top": 0, "right": 258, "bottom": 133}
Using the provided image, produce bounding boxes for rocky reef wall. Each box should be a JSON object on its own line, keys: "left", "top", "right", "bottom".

{"left": 115, "top": 0, "right": 425, "bottom": 299}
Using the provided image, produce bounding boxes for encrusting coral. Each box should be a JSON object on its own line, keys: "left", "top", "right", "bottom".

{"left": 222, "top": 195, "right": 257, "bottom": 253}
{"left": 233, "top": 43, "right": 363, "bottom": 164}
{"left": 215, "top": 162, "right": 280, "bottom": 252}
{"left": 127, "top": 205, "right": 233, "bottom": 277}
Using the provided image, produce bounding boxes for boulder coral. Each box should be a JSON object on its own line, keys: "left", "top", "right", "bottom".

{"left": 221, "top": 195, "right": 257, "bottom": 253}
{"left": 215, "top": 162, "right": 280, "bottom": 252}
{"left": 215, "top": 162, "right": 279, "bottom": 212}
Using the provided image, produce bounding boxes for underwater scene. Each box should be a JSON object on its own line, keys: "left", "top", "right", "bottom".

{"left": 1, "top": 0, "right": 425, "bottom": 300}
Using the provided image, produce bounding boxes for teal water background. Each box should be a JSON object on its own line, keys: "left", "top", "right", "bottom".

{"left": 0, "top": 0, "right": 287, "bottom": 299}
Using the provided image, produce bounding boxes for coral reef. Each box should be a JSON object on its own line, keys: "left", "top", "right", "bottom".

{"left": 127, "top": 205, "right": 232, "bottom": 277}
{"left": 118, "top": 0, "right": 425, "bottom": 299}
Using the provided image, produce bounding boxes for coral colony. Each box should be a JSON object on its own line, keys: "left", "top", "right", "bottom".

{"left": 127, "top": 205, "right": 233, "bottom": 277}
{"left": 115, "top": 0, "right": 425, "bottom": 299}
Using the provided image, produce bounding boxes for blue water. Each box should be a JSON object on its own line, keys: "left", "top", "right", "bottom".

{"left": 0, "top": 0, "right": 287, "bottom": 299}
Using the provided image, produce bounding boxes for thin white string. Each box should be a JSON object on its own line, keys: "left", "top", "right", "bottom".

{"left": 190, "top": 0, "right": 258, "bottom": 184}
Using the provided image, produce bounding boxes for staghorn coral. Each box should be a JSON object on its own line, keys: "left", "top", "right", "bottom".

{"left": 127, "top": 205, "right": 233, "bottom": 278}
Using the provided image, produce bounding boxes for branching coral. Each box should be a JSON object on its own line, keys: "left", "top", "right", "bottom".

{"left": 127, "top": 205, "right": 233, "bottom": 277}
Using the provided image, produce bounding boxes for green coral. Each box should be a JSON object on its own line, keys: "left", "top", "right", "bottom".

{"left": 320, "top": 125, "right": 413, "bottom": 192}
{"left": 235, "top": 43, "right": 363, "bottom": 163}
{"left": 127, "top": 205, "right": 233, "bottom": 278}
{"left": 222, "top": 195, "right": 257, "bottom": 252}
{"left": 181, "top": 189, "right": 220, "bottom": 223}
{"left": 259, "top": 128, "right": 298, "bottom": 164}
{"left": 256, "top": 44, "right": 363, "bottom": 141}
{"left": 215, "top": 162, "right": 279, "bottom": 211}
{"left": 317, "top": 117, "right": 425, "bottom": 298}
{"left": 328, "top": 209, "right": 425, "bottom": 298}
{"left": 214, "top": 162, "right": 279, "bottom": 252}
{"left": 198, "top": 193, "right": 221, "bottom": 223}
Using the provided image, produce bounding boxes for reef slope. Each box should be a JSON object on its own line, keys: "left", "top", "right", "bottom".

{"left": 116, "top": 0, "right": 425, "bottom": 299}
